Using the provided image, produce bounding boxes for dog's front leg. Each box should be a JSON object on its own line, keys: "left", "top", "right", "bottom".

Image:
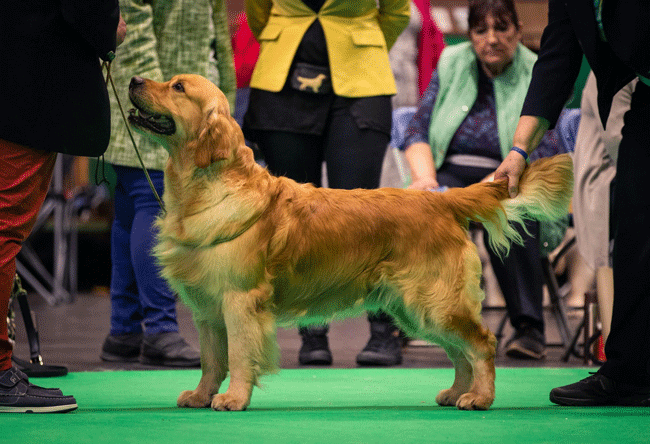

{"left": 178, "top": 319, "right": 228, "bottom": 408}
{"left": 211, "top": 287, "right": 277, "bottom": 412}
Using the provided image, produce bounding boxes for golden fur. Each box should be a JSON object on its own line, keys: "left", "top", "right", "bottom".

{"left": 128, "top": 74, "right": 574, "bottom": 411}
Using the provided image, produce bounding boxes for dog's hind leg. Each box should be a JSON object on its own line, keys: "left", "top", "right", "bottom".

{"left": 439, "top": 322, "right": 496, "bottom": 410}
{"left": 211, "top": 285, "right": 278, "bottom": 412}
{"left": 386, "top": 298, "right": 492, "bottom": 410}
{"left": 407, "top": 243, "right": 496, "bottom": 410}
{"left": 178, "top": 318, "right": 228, "bottom": 408}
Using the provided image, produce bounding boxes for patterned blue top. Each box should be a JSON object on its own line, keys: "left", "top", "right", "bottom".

{"left": 401, "top": 66, "right": 567, "bottom": 161}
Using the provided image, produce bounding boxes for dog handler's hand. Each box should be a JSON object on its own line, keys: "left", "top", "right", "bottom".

{"left": 116, "top": 14, "right": 127, "bottom": 46}
{"left": 494, "top": 150, "right": 528, "bottom": 198}
{"left": 497, "top": 115, "right": 549, "bottom": 197}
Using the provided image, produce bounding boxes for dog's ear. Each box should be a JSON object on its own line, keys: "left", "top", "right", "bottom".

{"left": 193, "top": 108, "right": 237, "bottom": 169}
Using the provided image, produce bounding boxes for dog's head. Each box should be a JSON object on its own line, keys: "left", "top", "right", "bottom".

{"left": 128, "top": 74, "right": 242, "bottom": 168}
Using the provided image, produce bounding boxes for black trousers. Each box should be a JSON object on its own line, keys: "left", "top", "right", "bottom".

{"left": 436, "top": 163, "right": 545, "bottom": 333}
{"left": 254, "top": 108, "right": 389, "bottom": 190}
{"left": 601, "top": 81, "right": 650, "bottom": 386}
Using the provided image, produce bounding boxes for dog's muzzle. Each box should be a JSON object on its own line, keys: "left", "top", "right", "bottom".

{"left": 127, "top": 77, "right": 176, "bottom": 135}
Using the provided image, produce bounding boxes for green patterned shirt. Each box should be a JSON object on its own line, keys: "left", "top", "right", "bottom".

{"left": 104, "top": 0, "right": 236, "bottom": 170}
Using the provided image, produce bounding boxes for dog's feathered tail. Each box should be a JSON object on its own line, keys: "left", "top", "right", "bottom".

{"left": 442, "top": 153, "right": 574, "bottom": 257}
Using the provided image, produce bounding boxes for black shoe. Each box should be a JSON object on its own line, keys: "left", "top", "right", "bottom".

{"left": 140, "top": 332, "right": 201, "bottom": 367}
{"left": 298, "top": 326, "right": 332, "bottom": 365}
{"left": 100, "top": 333, "right": 143, "bottom": 362}
{"left": 0, "top": 367, "right": 77, "bottom": 413}
{"left": 550, "top": 373, "right": 650, "bottom": 406}
{"left": 356, "top": 321, "right": 403, "bottom": 366}
{"left": 505, "top": 325, "right": 546, "bottom": 360}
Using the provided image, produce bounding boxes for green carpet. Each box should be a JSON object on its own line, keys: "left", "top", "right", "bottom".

{"left": 5, "top": 368, "right": 650, "bottom": 443}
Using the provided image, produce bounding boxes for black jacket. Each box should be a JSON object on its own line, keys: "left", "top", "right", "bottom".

{"left": 521, "top": 0, "right": 650, "bottom": 128}
{"left": 0, "top": 0, "right": 119, "bottom": 156}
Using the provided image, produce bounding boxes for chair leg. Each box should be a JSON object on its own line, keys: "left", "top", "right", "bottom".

{"left": 541, "top": 255, "right": 573, "bottom": 345}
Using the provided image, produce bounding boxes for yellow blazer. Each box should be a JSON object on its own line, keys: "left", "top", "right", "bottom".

{"left": 246, "top": 0, "right": 409, "bottom": 97}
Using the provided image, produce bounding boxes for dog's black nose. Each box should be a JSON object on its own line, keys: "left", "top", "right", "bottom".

{"left": 130, "top": 76, "right": 145, "bottom": 89}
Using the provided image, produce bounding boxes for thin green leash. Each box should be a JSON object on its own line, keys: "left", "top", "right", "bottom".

{"left": 101, "top": 61, "right": 166, "bottom": 214}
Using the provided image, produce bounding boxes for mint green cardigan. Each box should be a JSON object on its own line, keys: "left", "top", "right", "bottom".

{"left": 428, "top": 41, "right": 537, "bottom": 168}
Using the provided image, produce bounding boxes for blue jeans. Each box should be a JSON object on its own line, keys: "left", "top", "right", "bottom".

{"left": 109, "top": 165, "right": 177, "bottom": 336}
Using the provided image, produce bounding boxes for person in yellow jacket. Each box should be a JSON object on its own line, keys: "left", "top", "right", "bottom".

{"left": 243, "top": 0, "right": 409, "bottom": 367}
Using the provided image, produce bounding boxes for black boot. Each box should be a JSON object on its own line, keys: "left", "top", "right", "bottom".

{"left": 298, "top": 326, "right": 332, "bottom": 365}
{"left": 356, "top": 315, "right": 402, "bottom": 366}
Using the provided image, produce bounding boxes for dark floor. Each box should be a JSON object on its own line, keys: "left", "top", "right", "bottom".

{"left": 11, "top": 290, "right": 594, "bottom": 374}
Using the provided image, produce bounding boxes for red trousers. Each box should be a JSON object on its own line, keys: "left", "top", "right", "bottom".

{"left": 0, "top": 138, "right": 56, "bottom": 371}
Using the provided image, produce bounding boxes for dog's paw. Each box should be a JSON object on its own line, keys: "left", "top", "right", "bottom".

{"left": 211, "top": 392, "right": 249, "bottom": 411}
{"left": 455, "top": 392, "right": 493, "bottom": 411}
{"left": 177, "top": 390, "right": 212, "bottom": 408}
{"left": 435, "top": 388, "right": 462, "bottom": 407}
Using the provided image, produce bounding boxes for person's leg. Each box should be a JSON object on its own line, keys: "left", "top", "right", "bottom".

{"left": 0, "top": 140, "right": 56, "bottom": 370}
{"left": 100, "top": 165, "right": 143, "bottom": 362}
{"left": 127, "top": 168, "right": 176, "bottom": 335}
{"left": 322, "top": 98, "right": 400, "bottom": 366}
{"left": 108, "top": 166, "right": 141, "bottom": 334}
{"left": 600, "top": 82, "right": 650, "bottom": 387}
{"left": 0, "top": 139, "right": 76, "bottom": 413}
{"left": 254, "top": 130, "right": 333, "bottom": 365}
{"left": 487, "top": 221, "right": 546, "bottom": 360}
{"left": 123, "top": 166, "right": 199, "bottom": 367}
{"left": 256, "top": 130, "right": 324, "bottom": 186}
{"left": 550, "top": 82, "right": 650, "bottom": 406}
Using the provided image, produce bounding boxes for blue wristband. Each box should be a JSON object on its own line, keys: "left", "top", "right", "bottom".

{"left": 511, "top": 146, "right": 529, "bottom": 162}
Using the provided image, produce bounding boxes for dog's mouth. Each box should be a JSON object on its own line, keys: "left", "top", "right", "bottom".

{"left": 128, "top": 103, "right": 176, "bottom": 136}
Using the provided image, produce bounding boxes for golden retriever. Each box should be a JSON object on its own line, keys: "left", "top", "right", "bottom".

{"left": 127, "top": 74, "right": 573, "bottom": 411}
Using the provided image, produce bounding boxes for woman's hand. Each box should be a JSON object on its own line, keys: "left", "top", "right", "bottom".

{"left": 496, "top": 115, "right": 550, "bottom": 197}
{"left": 404, "top": 141, "right": 439, "bottom": 190}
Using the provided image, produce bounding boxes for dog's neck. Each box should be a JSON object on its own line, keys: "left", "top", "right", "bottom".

{"left": 158, "top": 146, "right": 273, "bottom": 248}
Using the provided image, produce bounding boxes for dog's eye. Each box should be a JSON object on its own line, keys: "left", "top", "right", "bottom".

{"left": 172, "top": 82, "right": 185, "bottom": 93}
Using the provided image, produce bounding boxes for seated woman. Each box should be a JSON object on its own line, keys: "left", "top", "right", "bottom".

{"left": 402, "top": 0, "right": 565, "bottom": 360}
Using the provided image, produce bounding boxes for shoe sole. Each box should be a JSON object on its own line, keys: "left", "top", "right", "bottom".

{"left": 299, "top": 350, "right": 332, "bottom": 366}
{"left": 550, "top": 392, "right": 650, "bottom": 407}
{"left": 0, "top": 403, "right": 78, "bottom": 413}
{"left": 356, "top": 352, "right": 402, "bottom": 366}
{"left": 100, "top": 352, "right": 139, "bottom": 363}
{"left": 139, "top": 356, "right": 201, "bottom": 367}
{"left": 549, "top": 392, "right": 603, "bottom": 406}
